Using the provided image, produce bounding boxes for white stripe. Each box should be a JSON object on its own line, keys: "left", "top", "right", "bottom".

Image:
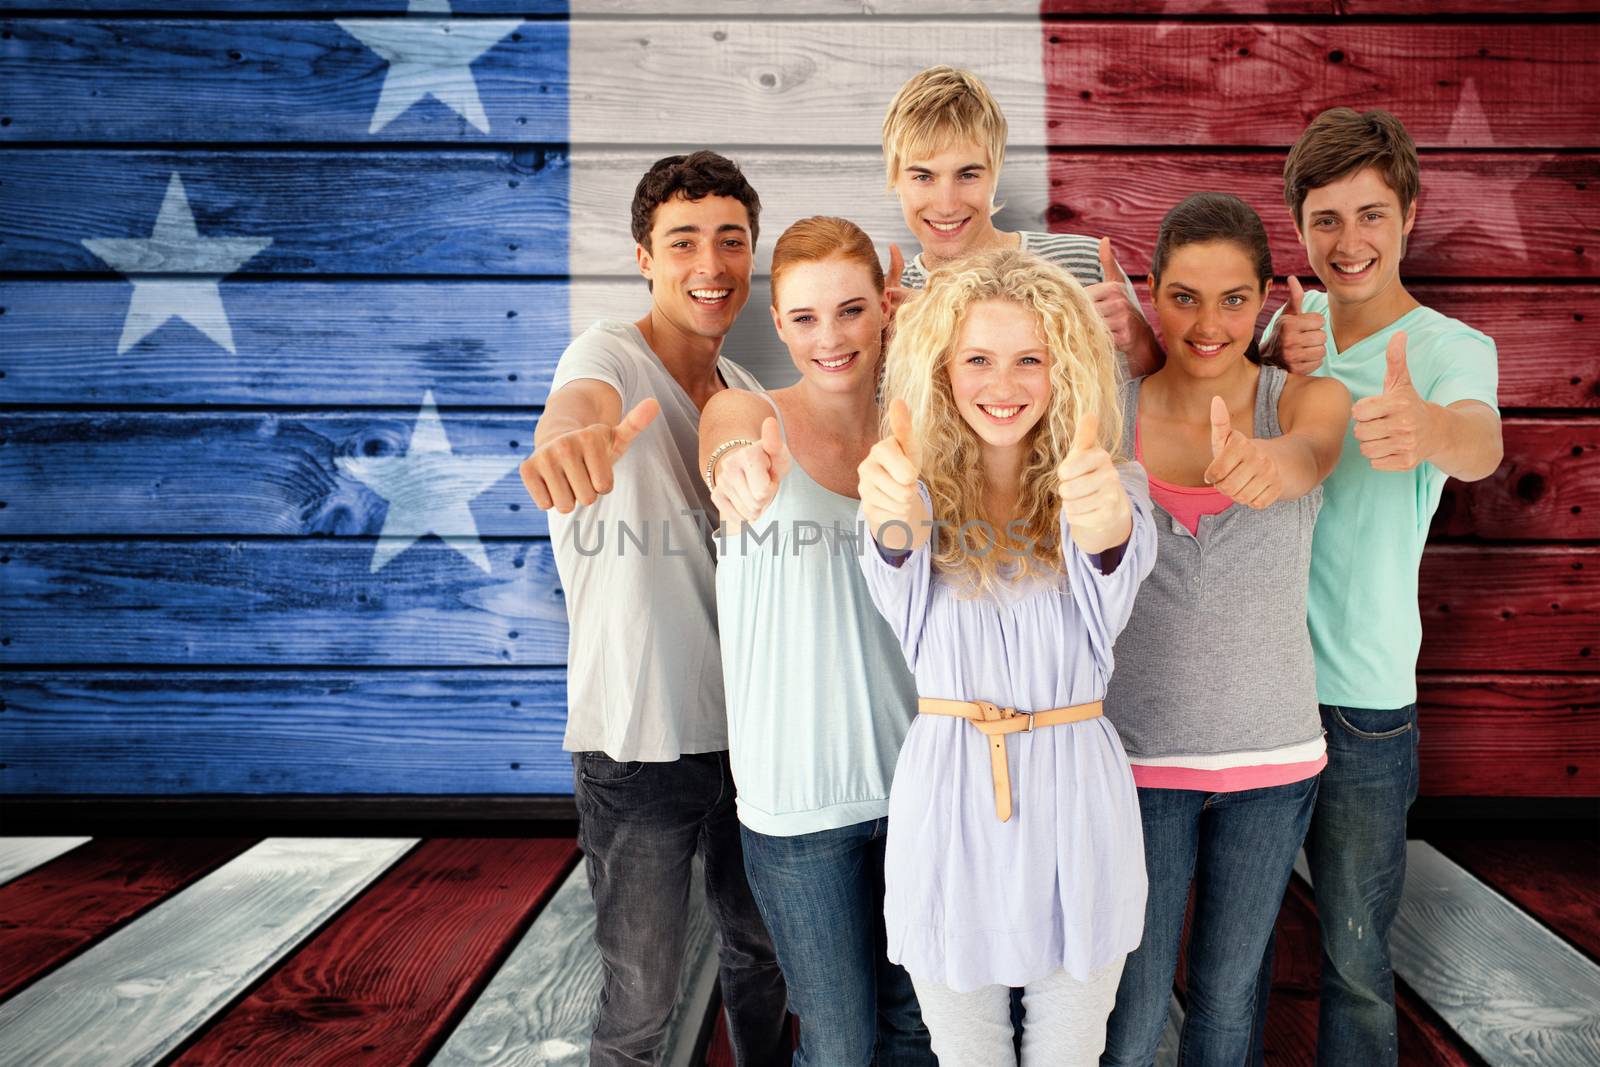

{"left": 0, "top": 837, "right": 91, "bottom": 885}
{"left": 566, "top": 20, "right": 1046, "bottom": 147}
{"left": 1127, "top": 736, "right": 1327, "bottom": 770}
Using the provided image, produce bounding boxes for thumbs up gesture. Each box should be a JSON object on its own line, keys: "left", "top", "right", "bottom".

{"left": 521, "top": 398, "right": 660, "bottom": 513}
{"left": 858, "top": 397, "right": 931, "bottom": 551}
{"left": 1085, "top": 238, "right": 1141, "bottom": 354}
{"left": 710, "top": 415, "right": 792, "bottom": 524}
{"left": 1277, "top": 277, "right": 1329, "bottom": 375}
{"left": 1351, "top": 331, "right": 1435, "bottom": 472}
{"left": 1057, "top": 410, "right": 1133, "bottom": 555}
{"left": 1204, "top": 395, "right": 1284, "bottom": 509}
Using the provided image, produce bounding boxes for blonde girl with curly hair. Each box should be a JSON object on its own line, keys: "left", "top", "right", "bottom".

{"left": 856, "top": 247, "right": 1156, "bottom": 1064}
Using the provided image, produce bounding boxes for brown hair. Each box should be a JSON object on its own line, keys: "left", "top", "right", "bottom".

{"left": 769, "top": 216, "right": 885, "bottom": 308}
{"left": 1283, "top": 107, "right": 1419, "bottom": 228}
{"left": 630, "top": 150, "right": 761, "bottom": 250}
{"left": 1150, "top": 193, "right": 1277, "bottom": 367}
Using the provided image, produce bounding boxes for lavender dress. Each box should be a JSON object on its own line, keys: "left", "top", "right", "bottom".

{"left": 858, "top": 466, "right": 1155, "bottom": 993}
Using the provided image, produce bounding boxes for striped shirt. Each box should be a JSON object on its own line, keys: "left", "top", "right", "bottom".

{"left": 899, "top": 230, "right": 1104, "bottom": 290}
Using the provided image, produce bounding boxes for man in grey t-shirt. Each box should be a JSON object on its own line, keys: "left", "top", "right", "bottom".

{"left": 520, "top": 152, "right": 787, "bottom": 1067}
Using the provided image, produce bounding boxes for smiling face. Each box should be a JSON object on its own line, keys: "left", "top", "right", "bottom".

{"left": 1296, "top": 165, "right": 1415, "bottom": 313}
{"left": 893, "top": 140, "right": 1003, "bottom": 267}
{"left": 636, "top": 192, "right": 754, "bottom": 342}
{"left": 771, "top": 256, "right": 888, "bottom": 395}
{"left": 946, "top": 298, "right": 1052, "bottom": 453}
{"left": 1150, "top": 240, "right": 1269, "bottom": 380}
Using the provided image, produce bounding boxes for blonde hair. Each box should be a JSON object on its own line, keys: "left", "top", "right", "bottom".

{"left": 770, "top": 216, "right": 885, "bottom": 308}
{"left": 881, "top": 248, "right": 1123, "bottom": 596}
{"left": 882, "top": 66, "right": 1008, "bottom": 195}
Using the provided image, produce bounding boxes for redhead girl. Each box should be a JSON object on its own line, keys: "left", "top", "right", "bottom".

{"left": 699, "top": 217, "right": 935, "bottom": 1067}
{"left": 856, "top": 247, "right": 1155, "bottom": 1065}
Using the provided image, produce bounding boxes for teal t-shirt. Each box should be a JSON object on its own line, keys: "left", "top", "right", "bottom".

{"left": 1266, "top": 289, "right": 1498, "bottom": 708}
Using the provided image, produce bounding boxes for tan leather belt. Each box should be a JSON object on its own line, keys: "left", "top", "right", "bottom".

{"left": 918, "top": 697, "right": 1105, "bottom": 822}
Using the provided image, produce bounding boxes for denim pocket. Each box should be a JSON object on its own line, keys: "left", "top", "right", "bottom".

{"left": 579, "top": 751, "right": 645, "bottom": 784}
{"left": 1327, "top": 704, "right": 1416, "bottom": 741}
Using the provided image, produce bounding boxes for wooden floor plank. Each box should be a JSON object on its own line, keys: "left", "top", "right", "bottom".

{"left": 1391, "top": 842, "right": 1600, "bottom": 1066}
{"left": 428, "top": 859, "right": 717, "bottom": 1067}
{"left": 0, "top": 837, "right": 90, "bottom": 886}
{"left": 0, "top": 837, "right": 415, "bottom": 1067}
{"left": 172, "top": 838, "right": 577, "bottom": 1066}
{"left": 1431, "top": 839, "right": 1600, "bottom": 964}
{"left": 0, "top": 837, "right": 255, "bottom": 1002}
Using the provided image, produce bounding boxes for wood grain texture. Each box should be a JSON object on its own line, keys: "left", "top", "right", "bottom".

{"left": 3, "top": 278, "right": 1584, "bottom": 408}
{"left": 0, "top": 836, "right": 254, "bottom": 1001}
{"left": 0, "top": 670, "right": 571, "bottom": 795}
{"left": 428, "top": 859, "right": 718, "bottom": 1067}
{"left": 1431, "top": 838, "right": 1600, "bottom": 963}
{"left": 1391, "top": 842, "right": 1600, "bottom": 1066}
{"left": 0, "top": 279, "right": 562, "bottom": 406}
{"left": 1417, "top": 676, "right": 1600, "bottom": 797}
{"left": 1418, "top": 547, "right": 1598, "bottom": 674}
{"left": 0, "top": 411, "right": 546, "bottom": 537}
{"left": 0, "top": 837, "right": 416, "bottom": 1067}
{"left": 0, "top": 836, "right": 90, "bottom": 886}
{"left": 0, "top": 150, "right": 568, "bottom": 275}
{"left": 1262, "top": 876, "right": 1478, "bottom": 1066}
{"left": 1432, "top": 419, "right": 1599, "bottom": 542}
{"left": 562, "top": 148, "right": 1597, "bottom": 279}
{"left": 172, "top": 838, "right": 579, "bottom": 1067}
{"left": 1041, "top": 22, "right": 1600, "bottom": 149}
{"left": 0, "top": 19, "right": 565, "bottom": 143}
{"left": 0, "top": 540, "right": 569, "bottom": 666}
{"left": 2, "top": 412, "right": 1587, "bottom": 541}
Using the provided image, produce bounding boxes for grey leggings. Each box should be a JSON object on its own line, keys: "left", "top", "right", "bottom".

{"left": 910, "top": 956, "right": 1126, "bottom": 1066}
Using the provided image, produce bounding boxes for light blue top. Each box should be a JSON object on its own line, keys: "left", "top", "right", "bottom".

{"left": 858, "top": 470, "right": 1156, "bottom": 991}
{"left": 716, "top": 394, "right": 919, "bottom": 837}
{"left": 1266, "top": 290, "right": 1499, "bottom": 707}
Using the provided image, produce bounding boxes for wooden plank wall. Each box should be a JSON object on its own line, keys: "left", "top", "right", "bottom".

{"left": 0, "top": 0, "right": 1594, "bottom": 806}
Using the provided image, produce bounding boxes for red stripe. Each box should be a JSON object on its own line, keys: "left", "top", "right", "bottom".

{"left": 0, "top": 837, "right": 255, "bottom": 1003}
{"left": 171, "top": 838, "right": 578, "bottom": 1067}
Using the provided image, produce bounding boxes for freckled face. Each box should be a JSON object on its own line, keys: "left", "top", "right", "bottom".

{"left": 1150, "top": 240, "right": 1269, "bottom": 380}
{"left": 771, "top": 257, "right": 888, "bottom": 394}
{"left": 946, "top": 299, "right": 1053, "bottom": 451}
{"left": 893, "top": 140, "right": 1001, "bottom": 266}
{"left": 1297, "top": 165, "right": 1414, "bottom": 310}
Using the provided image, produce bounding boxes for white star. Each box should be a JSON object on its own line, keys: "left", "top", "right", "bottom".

{"left": 81, "top": 173, "right": 272, "bottom": 355}
{"left": 337, "top": 0, "right": 521, "bottom": 134}
{"left": 337, "top": 390, "right": 523, "bottom": 573}
{"left": 1425, "top": 77, "right": 1526, "bottom": 259}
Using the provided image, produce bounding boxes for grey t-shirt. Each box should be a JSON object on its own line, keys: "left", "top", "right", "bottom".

{"left": 1105, "top": 366, "right": 1325, "bottom": 768}
{"left": 547, "top": 318, "right": 763, "bottom": 761}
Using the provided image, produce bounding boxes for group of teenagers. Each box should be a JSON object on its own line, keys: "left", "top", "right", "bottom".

{"left": 519, "top": 66, "right": 1503, "bottom": 1067}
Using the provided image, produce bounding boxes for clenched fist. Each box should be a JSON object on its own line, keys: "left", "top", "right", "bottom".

{"left": 710, "top": 415, "right": 791, "bottom": 524}
{"left": 1057, "top": 411, "right": 1133, "bottom": 556}
{"left": 858, "top": 397, "right": 930, "bottom": 552}
{"left": 520, "top": 398, "right": 660, "bottom": 513}
{"left": 1277, "top": 277, "right": 1328, "bottom": 375}
{"left": 1204, "top": 395, "right": 1283, "bottom": 509}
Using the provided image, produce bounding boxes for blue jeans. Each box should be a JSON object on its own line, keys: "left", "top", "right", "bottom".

{"left": 1102, "top": 774, "right": 1320, "bottom": 1067}
{"left": 740, "top": 818, "right": 935, "bottom": 1067}
{"left": 1301, "top": 703, "right": 1419, "bottom": 1066}
{"left": 573, "top": 751, "right": 790, "bottom": 1067}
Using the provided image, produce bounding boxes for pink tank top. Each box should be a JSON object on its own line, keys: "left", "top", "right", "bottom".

{"left": 1134, "top": 420, "right": 1232, "bottom": 534}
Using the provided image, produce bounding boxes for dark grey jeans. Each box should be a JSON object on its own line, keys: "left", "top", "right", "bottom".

{"left": 573, "top": 749, "right": 790, "bottom": 1067}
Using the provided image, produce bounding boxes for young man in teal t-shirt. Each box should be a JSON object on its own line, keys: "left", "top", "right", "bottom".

{"left": 1262, "top": 108, "right": 1503, "bottom": 1067}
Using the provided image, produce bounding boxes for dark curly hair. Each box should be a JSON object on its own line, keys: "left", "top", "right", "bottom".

{"left": 630, "top": 150, "right": 762, "bottom": 251}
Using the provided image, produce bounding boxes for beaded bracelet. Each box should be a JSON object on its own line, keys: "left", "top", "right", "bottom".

{"left": 703, "top": 438, "right": 757, "bottom": 491}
